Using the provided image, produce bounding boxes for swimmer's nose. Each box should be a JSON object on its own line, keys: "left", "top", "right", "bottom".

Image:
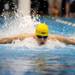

{"left": 41, "top": 38, "right": 44, "bottom": 40}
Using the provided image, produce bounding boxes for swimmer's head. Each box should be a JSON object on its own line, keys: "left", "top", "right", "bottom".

{"left": 35, "top": 23, "right": 49, "bottom": 45}
{"left": 35, "top": 23, "right": 49, "bottom": 36}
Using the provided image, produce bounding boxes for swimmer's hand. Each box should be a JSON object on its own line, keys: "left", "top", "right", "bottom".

{"left": 0, "top": 33, "right": 33, "bottom": 44}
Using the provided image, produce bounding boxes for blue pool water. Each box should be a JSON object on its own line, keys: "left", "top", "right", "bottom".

{"left": 0, "top": 17, "right": 75, "bottom": 75}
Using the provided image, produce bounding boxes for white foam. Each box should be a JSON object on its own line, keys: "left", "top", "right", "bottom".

{"left": 8, "top": 37, "right": 66, "bottom": 50}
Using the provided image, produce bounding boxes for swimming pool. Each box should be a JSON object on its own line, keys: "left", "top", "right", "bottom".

{"left": 0, "top": 16, "right": 75, "bottom": 75}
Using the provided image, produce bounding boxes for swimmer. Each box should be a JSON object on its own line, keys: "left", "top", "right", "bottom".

{"left": 0, "top": 23, "right": 75, "bottom": 45}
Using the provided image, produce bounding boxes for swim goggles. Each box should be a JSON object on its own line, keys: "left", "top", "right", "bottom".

{"left": 37, "top": 35, "right": 48, "bottom": 40}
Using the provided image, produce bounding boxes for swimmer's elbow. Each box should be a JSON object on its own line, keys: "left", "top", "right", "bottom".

{"left": 58, "top": 37, "right": 75, "bottom": 45}
{"left": 64, "top": 39, "right": 75, "bottom": 45}
{"left": 0, "top": 38, "right": 13, "bottom": 44}
{"left": 55, "top": 36, "right": 75, "bottom": 45}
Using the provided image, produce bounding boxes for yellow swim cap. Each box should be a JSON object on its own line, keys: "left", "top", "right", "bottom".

{"left": 35, "top": 23, "right": 48, "bottom": 36}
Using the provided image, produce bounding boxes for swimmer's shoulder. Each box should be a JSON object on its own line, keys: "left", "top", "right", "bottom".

{"left": 48, "top": 34, "right": 57, "bottom": 40}
{"left": 16, "top": 33, "right": 34, "bottom": 40}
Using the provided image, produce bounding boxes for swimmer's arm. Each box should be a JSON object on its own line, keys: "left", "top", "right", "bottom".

{"left": 0, "top": 33, "right": 33, "bottom": 44}
{"left": 49, "top": 34, "right": 75, "bottom": 45}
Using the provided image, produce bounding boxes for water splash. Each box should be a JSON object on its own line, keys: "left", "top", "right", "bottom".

{"left": 0, "top": 13, "right": 40, "bottom": 38}
{"left": 0, "top": 11, "right": 68, "bottom": 49}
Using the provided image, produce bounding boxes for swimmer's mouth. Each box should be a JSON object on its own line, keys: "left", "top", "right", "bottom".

{"left": 40, "top": 42, "right": 45, "bottom": 45}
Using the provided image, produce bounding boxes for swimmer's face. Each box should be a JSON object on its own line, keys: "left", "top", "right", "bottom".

{"left": 36, "top": 35, "right": 48, "bottom": 45}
